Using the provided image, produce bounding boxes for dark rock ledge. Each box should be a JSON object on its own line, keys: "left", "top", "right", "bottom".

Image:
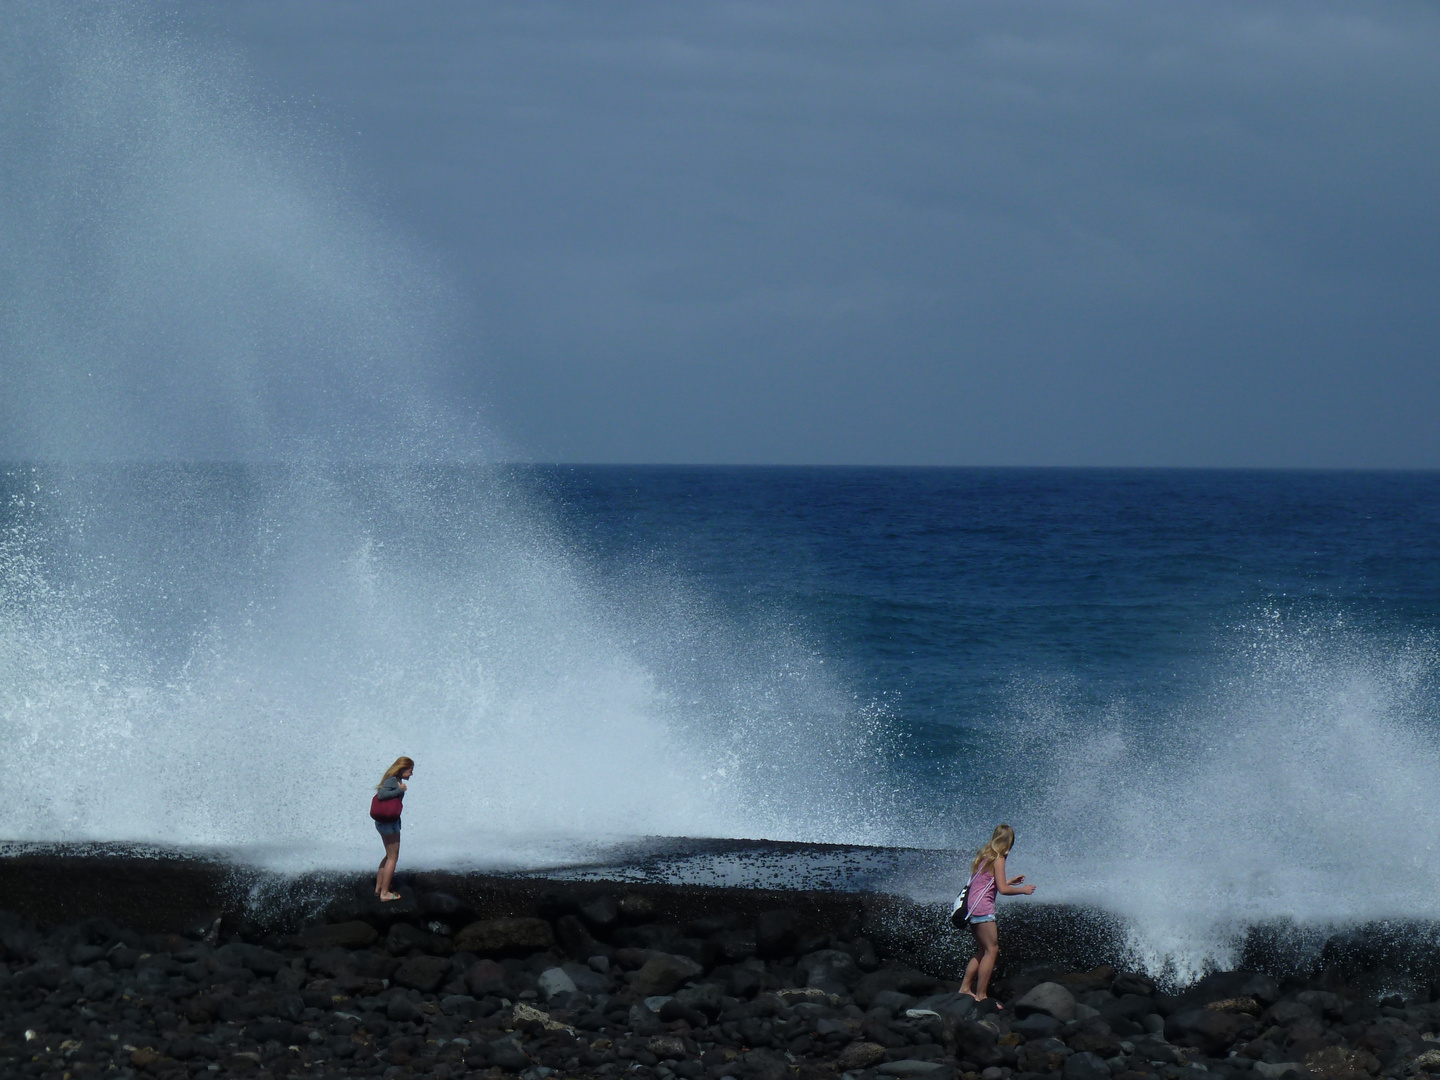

{"left": 5, "top": 850, "right": 1440, "bottom": 1080}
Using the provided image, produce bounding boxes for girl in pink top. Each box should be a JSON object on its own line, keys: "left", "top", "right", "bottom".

{"left": 958, "top": 823, "right": 1035, "bottom": 1004}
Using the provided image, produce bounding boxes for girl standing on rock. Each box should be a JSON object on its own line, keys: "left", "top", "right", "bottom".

{"left": 958, "top": 823, "right": 1035, "bottom": 1005}
{"left": 372, "top": 756, "right": 413, "bottom": 902}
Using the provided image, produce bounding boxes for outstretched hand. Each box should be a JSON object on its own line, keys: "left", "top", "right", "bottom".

{"left": 1021, "top": 884, "right": 1036, "bottom": 894}
{"left": 1007, "top": 875, "right": 1025, "bottom": 885}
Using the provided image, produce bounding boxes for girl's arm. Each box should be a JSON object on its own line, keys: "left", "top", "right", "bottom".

{"left": 994, "top": 855, "right": 1037, "bottom": 895}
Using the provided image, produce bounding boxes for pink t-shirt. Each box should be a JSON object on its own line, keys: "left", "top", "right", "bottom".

{"left": 968, "top": 864, "right": 998, "bottom": 917}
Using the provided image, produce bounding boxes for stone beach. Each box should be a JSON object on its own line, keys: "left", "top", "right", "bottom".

{"left": 5, "top": 866, "right": 1440, "bottom": 1080}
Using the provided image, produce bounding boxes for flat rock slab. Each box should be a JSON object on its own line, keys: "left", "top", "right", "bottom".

{"left": 878, "top": 1060, "right": 946, "bottom": 1076}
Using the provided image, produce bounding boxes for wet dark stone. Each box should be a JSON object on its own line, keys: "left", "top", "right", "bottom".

{"left": 577, "top": 894, "right": 620, "bottom": 933}
{"left": 755, "top": 911, "right": 800, "bottom": 959}
{"left": 386, "top": 994, "right": 421, "bottom": 1023}
{"left": 386, "top": 921, "right": 451, "bottom": 957}
{"left": 489, "top": 1039, "right": 530, "bottom": 1071}
{"left": 393, "top": 954, "right": 449, "bottom": 993}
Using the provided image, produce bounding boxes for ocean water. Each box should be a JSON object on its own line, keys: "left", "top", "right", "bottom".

{"left": 5, "top": 463, "right": 1440, "bottom": 977}
{"left": 5, "top": 7, "right": 1440, "bottom": 979}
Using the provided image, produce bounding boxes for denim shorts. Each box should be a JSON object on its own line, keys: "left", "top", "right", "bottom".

{"left": 374, "top": 817, "right": 402, "bottom": 837}
{"left": 967, "top": 913, "right": 996, "bottom": 924}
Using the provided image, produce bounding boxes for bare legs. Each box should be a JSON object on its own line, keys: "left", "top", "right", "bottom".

{"left": 375, "top": 833, "right": 401, "bottom": 901}
{"left": 958, "top": 920, "right": 999, "bottom": 1001}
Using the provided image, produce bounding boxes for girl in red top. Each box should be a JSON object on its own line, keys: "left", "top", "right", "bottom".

{"left": 372, "top": 756, "right": 413, "bottom": 902}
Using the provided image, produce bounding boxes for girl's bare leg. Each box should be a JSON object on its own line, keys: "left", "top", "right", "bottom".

{"left": 377, "top": 835, "right": 401, "bottom": 900}
{"left": 960, "top": 956, "right": 980, "bottom": 997}
{"left": 972, "top": 920, "right": 1000, "bottom": 1000}
{"left": 959, "top": 924, "right": 983, "bottom": 997}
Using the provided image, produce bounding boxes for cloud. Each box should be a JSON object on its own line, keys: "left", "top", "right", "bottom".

{"left": 21, "top": 1, "right": 1440, "bottom": 464}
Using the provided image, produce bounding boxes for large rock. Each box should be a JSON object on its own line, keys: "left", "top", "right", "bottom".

{"left": 915, "top": 992, "right": 977, "bottom": 1024}
{"left": 1064, "top": 1051, "right": 1113, "bottom": 1080}
{"left": 703, "top": 929, "right": 758, "bottom": 966}
{"left": 1066, "top": 1022, "right": 1121, "bottom": 1059}
{"left": 290, "top": 921, "right": 377, "bottom": 950}
{"left": 578, "top": 894, "right": 620, "bottom": 932}
{"left": 1130, "top": 1035, "right": 1183, "bottom": 1066}
{"left": 1112, "top": 971, "right": 1156, "bottom": 997}
{"left": 800, "top": 948, "right": 861, "bottom": 993}
{"left": 878, "top": 1062, "right": 945, "bottom": 1077}
{"left": 1253, "top": 1063, "right": 1303, "bottom": 1079}
{"left": 675, "top": 981, "right": 725, "bottom": 1018}
{"left": 1296, "top": 991, "right": 1343, "bottom": 1020}
{"left": 386, "top": 922, "right": 451, "bottom": 956}
{"left": 1267, "top": 1000, "right": 1318, "bottom": 1027}
{"left": 488, "top": 1038, "right": 530, "bottom": 1072}
{"left": 1182, "top": 970, "right": 1279, "bottom": 1008}
{"left": 755, "top": 910, "right": 799, "bottom": 958}
{"left": 356, "top": 890, "right": 423, "bottom": 925}
{"left": 1013, "top": 981, "right": 1077, "bottom": 1022}
{"left": 420, "top": 891, "right": 474, "bottom": 924}
{"left": 555, "top": 914, "right": 607, "bottom": 961}
{"left": 463, "top": 958, "right": 509, "bottom": 997}
{"left": 537, "top": 966, "right": 578, "bottom": 1000}
{"left": 630, "top": 952, "right": 703, "bottom": 997}
{"left": 949, "top": 1019, "right": 1004, "bottom": 1068}
{"left": 647, "top": 1035, "right": 687, "bottom": 1060}
{"left": 214, "top": 943, "right": 285, "bottom": 975}
{"left": 837, "top": 1042, "right": 888, "bottom": 1070}
{"left": 1358, "top": 1019, "right": 1421, "bottom": 1067}
{"left": 453, "top": 917, "right": 554, "bottom": 956}
{"left": 1016, "top": 1037, "right": 1073, "bottom": 1074}
{"left": 1098, "top": 992, "right": 1157, "bottom": 1035}
{"left": 1011, "top": 1012, "right": 1062, "bottom": 1040}
{"left": 627, "top": 1003, "right": 665, "bottom": 1037}
{"left": 394, "top": 955, "right": 449, "bottom": 993}
{"left": 441, "top": 994, "right": 485, "bottom": 1019}
{"left": 562, "top": 961, "right": 612, "bottom": 996}
{"left": 739, "top": 1048, "right": 789, "bottom": 1080}
{"left": 1165, "top": 1007, "right": 1258, "bottom": 1055}
{"left": 854, "top": 966, "right": 939, "bottom": 1007}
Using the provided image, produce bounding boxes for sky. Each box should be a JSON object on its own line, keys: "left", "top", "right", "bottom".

{"left": 7, "top": 2, "right": 1440, "bottom": 466}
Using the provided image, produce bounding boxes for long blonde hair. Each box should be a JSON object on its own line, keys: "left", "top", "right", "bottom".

{"left": 971, "top": 823, "right": 1015, "bottom": 874}
{"left": 376, "top": 756, "right": 414, "bottom": 791}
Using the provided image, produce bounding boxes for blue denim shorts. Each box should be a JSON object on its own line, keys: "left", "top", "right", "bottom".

{"left": 967, "top": 913, "right": 996, "bottom": 924}
{"left": 374, "top": 817, "right": 402, "bottom": 837}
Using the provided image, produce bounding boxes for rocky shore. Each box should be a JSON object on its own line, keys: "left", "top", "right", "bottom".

{"left": 5, "top": 877, "right": 1440, "bottom": 1080}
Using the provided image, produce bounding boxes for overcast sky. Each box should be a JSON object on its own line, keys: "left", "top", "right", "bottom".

{"left": 152, "top": 3, "right": 1440, "bottom": 465}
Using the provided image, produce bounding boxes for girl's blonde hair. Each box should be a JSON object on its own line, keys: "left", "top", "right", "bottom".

{"left": 971, "top": 823, "right": 1015, "bottom": 874}
{"left": 377, "top": 756, "right": 414, "bottom": 791}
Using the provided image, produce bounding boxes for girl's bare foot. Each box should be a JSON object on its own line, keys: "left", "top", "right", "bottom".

{"left": 380, "top": 891, "right": 402, "bottom": 902}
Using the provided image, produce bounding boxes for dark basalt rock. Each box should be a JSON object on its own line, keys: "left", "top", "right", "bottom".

{"left": 755, "top": 909, "right": 800, "bottom": 958}
{"left": 453, "top": 916, "right": 555, "bottom": 955}
{"left": 7, "top": 855, "right": 1440, "bottom": 1080}
{"left": 393, "top": 953, "right": 450, "bottom": 992}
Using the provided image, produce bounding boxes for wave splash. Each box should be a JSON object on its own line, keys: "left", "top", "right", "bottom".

{"left": 0, "top": 7, "right": 901, "bottom": 865}
{"left": 991, "top": 613, "right": 1440, "bottom": 981}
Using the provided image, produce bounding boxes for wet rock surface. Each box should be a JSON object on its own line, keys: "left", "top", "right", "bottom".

{"left": 6, "top": 891, "right": 1440, "bottom": 1080}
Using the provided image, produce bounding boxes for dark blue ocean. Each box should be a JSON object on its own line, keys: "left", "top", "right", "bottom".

{"left": 5, "top": 464, "right": 1440, "bottom": 972}
{"left": 541, "top": 466, "right": 1440, "bottom": 768}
